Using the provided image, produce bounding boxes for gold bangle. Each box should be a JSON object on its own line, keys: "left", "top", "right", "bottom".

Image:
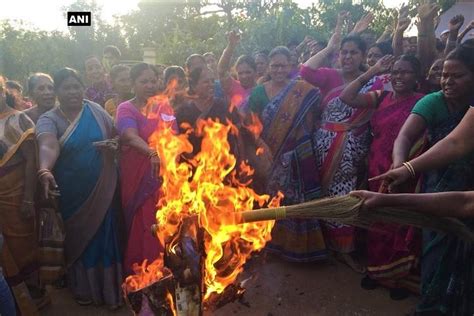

{"left": 37, "top": 168, "right": 50, "bottom": 175}
{"left": 37, "top": 170, "right": 52, "bottom": 180}
{"left": 148, "top": 150, "right": 158, "bottom": 159}
{"left": 402, "top": 162, "right": 416, "bottom": 178}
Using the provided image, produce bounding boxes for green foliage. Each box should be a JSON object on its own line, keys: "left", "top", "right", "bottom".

{"left": 1, "top": 0, "right": 396, "bottom": 82}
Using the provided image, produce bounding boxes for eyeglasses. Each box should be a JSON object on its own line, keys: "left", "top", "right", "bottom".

{"left": 391, "top": 70, "right": 415, "bottom": 76}
{"left": 270, "top": 64, "right": 289, "bottom": 70}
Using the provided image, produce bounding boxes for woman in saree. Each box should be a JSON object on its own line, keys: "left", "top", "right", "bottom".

{"left": 36, "top": 68, "right": 122, "bottom": 308}
{"left": 0, "top": 75, "right": 45, "bottom": 314}
{"left": 300, "top": 13, "right": 383, "bottom": 270}
{"left": 24, "top": 73, "right": 56, "bottom": 123}
{"left": 340, "top": 55, "right": 425, "bottom": 298}
{"left": 174, "top": 64, "right": 270, "bottom": 193}
{"left": 116, "top": 63, "right": 176, "bottom": 275}
{"left": 368, "top": 44, "right": 474, "bottom": 315}
{"left": 247, "top": 46, "right": 327, "bottom": 262}
{"left": 84, "top": 56, "right": 114, "bottom": 107}
{"left": 24, "top": 73, "right": 66, "bottom": 288}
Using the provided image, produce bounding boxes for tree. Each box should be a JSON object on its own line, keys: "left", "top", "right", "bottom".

{"left": 1, "top": 0, "right": 397, "bottom": 81}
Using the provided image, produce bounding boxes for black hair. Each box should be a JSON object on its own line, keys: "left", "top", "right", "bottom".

{"left": 185, "top": 54, "right": 206, "bottom": 71}
{"left": 445, "top": 43, "right": 474, "bottom": 73}
{"left": 129, "top": 63, "right": 159, "bottom": 83}
{"left": 6, "top": 80, "right": 23, "bottom": 93}
{"left": 462, "top": 38, "right": 474, "bottom": 49}
{"left": 163, "top": 66, "right": 186, "bottom": 87}
{"left": 268, "top": 46, "right": 291, "bottom": 61}
{"left": 369, "top": 41, "right": 393, "bottom": 56}
{"left": 341, "top": 35, "right": 367, "bottom": 54}
{"left": 396, "top": 54, "right": 422, "bottom": 78}
{"left": 235, "top": 55, "right": 257, "bottom": 71}
{"left": 109, "top": 64, "right": 130, "bottom": 82}
{"left": 103, "top": 45, "right": 121, "bottom": 58}
{"left": 53, "top": 67, "right": 84, "bottom": 90}
{"left": 27, "top": 73, "right": 53, "bottom": 94}
{"left": 254, "top": 50, "right": 269, "bottom": 58}
{"left": 5, "top": 81, "right": 23, "bottom": 108}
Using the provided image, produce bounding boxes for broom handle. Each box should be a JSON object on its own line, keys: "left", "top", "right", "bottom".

{"left": 237, "top": 206, "right": 288, "bottom": 223}
{"left": 236, "top": 195, "right": 362, "bottom": 223}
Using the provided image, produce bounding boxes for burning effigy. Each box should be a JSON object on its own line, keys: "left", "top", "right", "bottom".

{"left": 122, "top": 91, "right": 283, "bottom": 315}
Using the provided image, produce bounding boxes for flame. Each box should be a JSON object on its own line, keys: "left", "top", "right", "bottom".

{"left": 166, "top": 291, "right": 177, "bottom": 316}
{"left": 123, "top": 91, "right": 282, "bottom": 304}
{"left": 150, "top": 117, "right": 282, "bottom": 300}
{"left": 243, "top": 112, "right": 263, "bottom": 138}
{"left": 123, "top": 256, "right": 168, "bottom": 294}
{"left": 229, "top": 94, "right": 243, "bottom": 112}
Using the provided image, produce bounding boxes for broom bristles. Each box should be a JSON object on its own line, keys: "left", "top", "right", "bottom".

{"left": 238, "top": 195, "right": 474, "bottom": 241}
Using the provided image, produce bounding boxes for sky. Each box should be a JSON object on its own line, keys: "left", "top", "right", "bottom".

{"left": 0, "top": 0, "right": 404, "bottom": 33}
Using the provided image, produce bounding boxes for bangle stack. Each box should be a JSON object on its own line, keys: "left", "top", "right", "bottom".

{"left": 37, "top": 168, "right": 51, "bottom": 180}
{"left": 148, "top": 150, "right": 159, "bottom": 159}
{"left": 402, "top": 161, "right": 416, "bottom": 178}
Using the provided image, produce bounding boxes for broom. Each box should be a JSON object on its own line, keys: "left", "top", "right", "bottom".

{"left": 234, "top": 195, "right": 474, "bottom": 242}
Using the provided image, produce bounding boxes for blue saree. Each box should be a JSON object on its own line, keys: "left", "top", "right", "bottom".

{"left": 46, "top": 101, "right": 122, "bottom": 306}
{"left": 253, "top": 80, "right": 327, "bottom": 262}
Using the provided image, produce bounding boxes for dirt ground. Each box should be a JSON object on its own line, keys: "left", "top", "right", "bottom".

{"left": 41, "top": 254, "right": 417, "bottom": 316}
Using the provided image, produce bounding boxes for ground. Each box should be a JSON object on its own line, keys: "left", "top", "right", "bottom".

{"left": 41, "top": 254, "right": 417, "bottom": 316}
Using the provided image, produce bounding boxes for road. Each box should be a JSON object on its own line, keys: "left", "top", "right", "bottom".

{"left": 41, "top": 253, "right": 417, "bottom": 316}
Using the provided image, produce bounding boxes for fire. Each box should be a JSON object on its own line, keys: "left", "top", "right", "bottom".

{"left": 123, "top": 89, "right": 282, "bottom": 305}
{"left": 150, "top": 117, "right": 282, "bottom": 300}
{"left": 123, "top": 255, "right": 170, "bottom": 294}
{"left": 166, "top": 291, "right": 177, "bottom": 316}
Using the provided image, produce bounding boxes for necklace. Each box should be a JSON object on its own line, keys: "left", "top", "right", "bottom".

{"left": 57, "top": 106, "right": 73, "bottom": 124}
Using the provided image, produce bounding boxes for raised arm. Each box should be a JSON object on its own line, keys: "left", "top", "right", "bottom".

{"left": 304, "top": 12, "right": 348, "bottom": 70}
{"left": 416, "top": 2, "right": 440, "bottom": 75}
{"left": 351, "top": 190, "right": 474, "bottom": 218}
{"left": 340, "top": 55, "right": 394, "bottom": 108}
{"left": 444, "top": 15, "right": 464, "bottom": 56}
{"left": 376, "top": 24, "right": 393, "bottom": 44}
{"left": 457, "top": 20, "right": 474, "bottom": 44}
{"left": 217, "top": 30, "right": 240, "bottom": 93}
{"left": 392, "top": 5, "right": 410, "bottom": 57}
{"left": 295, "top": 36, "right": 313, "bottom": 57}
{"left": 348, "top": 12, "right": 374, "bottom": 36}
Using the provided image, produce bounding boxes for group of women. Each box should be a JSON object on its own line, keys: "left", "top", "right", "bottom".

{"left": 0, "top": 6, "right": 473, "bottom": 316}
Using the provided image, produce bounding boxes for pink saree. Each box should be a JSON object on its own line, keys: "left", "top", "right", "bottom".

{"left": 116, "top": 100, "right": 177, "bottom": 275}
{"left": 366, "top": 91, "right": 425, "bottom": 292}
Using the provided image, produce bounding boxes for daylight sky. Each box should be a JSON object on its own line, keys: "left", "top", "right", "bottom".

{"left": 1, "top": 0, "right": 405, "bottom": 32}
